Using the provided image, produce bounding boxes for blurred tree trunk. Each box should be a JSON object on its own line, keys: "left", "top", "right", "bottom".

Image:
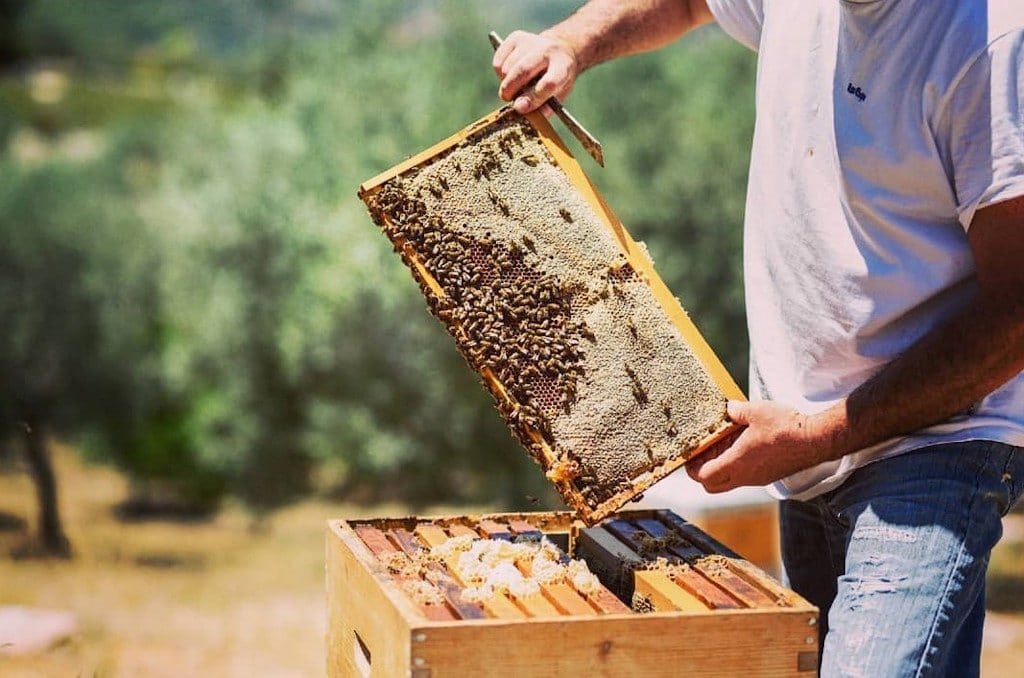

{"left": 21, "top": 419, "right": 72, "bottom": 558}
{"left": 0, "top": 1, "right": 29, "bottom": 69}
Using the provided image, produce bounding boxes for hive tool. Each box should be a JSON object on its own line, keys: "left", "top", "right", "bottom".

{"left": 489, "top": 31, "right": 605, "bottom": 168}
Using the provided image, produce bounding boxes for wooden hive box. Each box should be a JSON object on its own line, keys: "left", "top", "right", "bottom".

{"left": 358, "top": 109, "right": 744, "bottom": 524}
{"left": 327, "top": 510, "right": 818, "bottom": 677}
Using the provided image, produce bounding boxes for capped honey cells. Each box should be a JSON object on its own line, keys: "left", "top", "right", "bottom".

{"left": 359, "top": 109, "right": 741, "bottom": 522}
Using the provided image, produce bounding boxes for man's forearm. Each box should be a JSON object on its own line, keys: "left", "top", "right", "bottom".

{"left": 812, "top": 196, "right": 1024, "bottom": 460}
{"left": 689, "top": 199, "right": 1024, "bottom": 493}
{"left": 545, "top": 0, "right": 714, "bottom": 73}
{"left": 812, "top": 296, "right": 1024, "bottom": 461}
{"left": 693, "top": 293, "right": 1024, "bottom": 493}
{"left": 494, "top": 1, "right": 713, "bottom": 114}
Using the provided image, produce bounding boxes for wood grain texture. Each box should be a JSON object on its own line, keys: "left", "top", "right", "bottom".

{"left": 542, "top": 582, "right": 600, "bottom": 616}
{"left": 327, "top": 522, "right": 417, "bottom": 677}
{"left": 409, "top": 611, "right": 818, "bottom": 677}
{"left": 634, "top": 570, "right": 709, "bottom": 613}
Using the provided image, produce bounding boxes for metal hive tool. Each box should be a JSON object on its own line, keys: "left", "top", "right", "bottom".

{"left": 358, "top": 108, "right": 744, "bottom": 524}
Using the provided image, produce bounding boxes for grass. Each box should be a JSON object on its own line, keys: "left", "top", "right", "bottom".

{"left": 1, "top": 446, "right": 1023, "bottom": 676}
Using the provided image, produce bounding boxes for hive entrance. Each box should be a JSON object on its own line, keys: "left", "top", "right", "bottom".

{"left": 359, "top": 109, "right": 743, "bottom": 523}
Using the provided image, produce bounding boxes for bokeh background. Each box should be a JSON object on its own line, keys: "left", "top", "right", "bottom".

{"left": 1, "top": 1, "right": 1021, "bottom": 675}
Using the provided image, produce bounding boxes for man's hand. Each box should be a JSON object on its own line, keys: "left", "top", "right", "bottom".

{"left": 491, "top": 1, "right": 714, "bottom": 115}
{"left": 492, "top": 31, "right": 579, "bottom": 114}
{"left": 686, "top": 400, "right": 838, "bottom": 493}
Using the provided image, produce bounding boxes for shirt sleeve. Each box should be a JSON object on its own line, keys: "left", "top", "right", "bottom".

{"left": 704, "top": 0, "right": 765, "bottom": 52}
{"left": 947, "top": 29, "right": 1024, "bottom": 230}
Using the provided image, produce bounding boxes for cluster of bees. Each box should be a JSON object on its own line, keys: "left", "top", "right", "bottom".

{"left": 634, "top": 532, "right": 685, "bottom": 559}
{"left": 368, "top": 176, "right": 590, "bottom": 468}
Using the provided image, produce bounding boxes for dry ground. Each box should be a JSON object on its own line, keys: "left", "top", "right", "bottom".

{"left": 1, "top": 447, "right": 1023, "bottom": 677}
{"left": 0, "top": 447, "right": 429, "bottom": 677}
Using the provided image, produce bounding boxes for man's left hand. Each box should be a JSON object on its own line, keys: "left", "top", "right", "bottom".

{"left": 685, "top": 400, "right": 835, "bottom": 493}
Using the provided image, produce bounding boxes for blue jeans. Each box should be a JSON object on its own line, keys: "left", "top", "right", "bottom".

{"left": 781, "top": 441, "right": 1024, "bottom": 677}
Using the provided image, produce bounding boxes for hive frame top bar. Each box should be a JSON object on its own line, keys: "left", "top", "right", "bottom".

{"left": 330, "top": 508, "right": 817, "bottom": 624}
{"left": 360, "top": 107, "right": 518, "bottom": 196}
{"left": 359, "top": 108, "right": 745, "bottom": 523}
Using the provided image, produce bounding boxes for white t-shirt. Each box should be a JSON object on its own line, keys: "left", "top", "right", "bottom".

{"left": 705, "top": 0, "right": 1024, "bottom": 500}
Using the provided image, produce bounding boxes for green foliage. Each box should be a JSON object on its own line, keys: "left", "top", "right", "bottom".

{"left": 0, "top": 1, "right": 755, "bottom": 514}
{"left": 0, "top": 125, "right": 226, "bottom": 510}
{"left": 11, "top": 0, "right": 342, "bottom": 73}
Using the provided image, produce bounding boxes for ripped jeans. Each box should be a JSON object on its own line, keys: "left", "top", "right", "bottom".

{"left": 781, "top": 440, "right": 1024, "bottom": 677}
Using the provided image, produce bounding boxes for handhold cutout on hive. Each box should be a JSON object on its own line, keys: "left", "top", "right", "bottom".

{"left": 358, "top": 108, "right": 744, "bottom": 524}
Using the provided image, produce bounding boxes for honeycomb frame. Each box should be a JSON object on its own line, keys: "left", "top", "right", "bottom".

{"left": 358, "top": 107, "right": 744, "bottom": 524}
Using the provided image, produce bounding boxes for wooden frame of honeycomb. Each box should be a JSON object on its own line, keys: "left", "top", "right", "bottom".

{"left": 358, "top": 108, "right": 744, "bottom": 524}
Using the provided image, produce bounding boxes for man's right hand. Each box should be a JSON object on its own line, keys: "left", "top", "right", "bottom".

{"left": 492, "top": 31, "right": 580, "bottom": 115}
{"left": 491, "top": 1, "right": 713, "bottom": 114}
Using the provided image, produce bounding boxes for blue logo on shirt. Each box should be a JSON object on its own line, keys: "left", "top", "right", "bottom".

{"left": 847, "top": 82, "right": 867, "bottom": 102}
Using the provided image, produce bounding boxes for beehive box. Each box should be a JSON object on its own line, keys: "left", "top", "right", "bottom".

{"left": 358, "top": 109, "right": 744, "bottom": 524}
{"left": 327, "top": 510, "right": 817, "bottom": 677}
